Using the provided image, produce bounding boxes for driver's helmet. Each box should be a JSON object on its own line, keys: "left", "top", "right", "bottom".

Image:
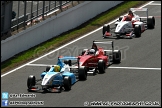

{"left": 128, "top": 10, "right": 133, "bottom": 15}
{"left": 54, "top": 65, "right": 60, "bottom": 72}
{"left": 89, "top": 49, "right": 95, "bottom": 54}
{"left": 125, "top": 15, "right": 132, "bottom": 21}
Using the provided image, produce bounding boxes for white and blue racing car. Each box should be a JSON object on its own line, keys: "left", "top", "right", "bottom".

{"left": 27, "top": 56, "right": 87, "bottom": 93}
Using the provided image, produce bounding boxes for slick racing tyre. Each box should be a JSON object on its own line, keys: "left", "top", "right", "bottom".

{"left": 113, "top": 50, "right": 121, "bottom": 63}
{"left": 63, "top": 76, "right": 71, "bottom": 91}
{"left": 98, "top": 59, "right": 106, "bottom": 73}
{"left": 134, "top": 25, "right": 141, "bottom": 37}
{"left": 78, "top": 66, "right": 87, "bottom": 80}
{"left": 46, "top": 66, "right": 51, "bottom": 72}
{"left": 147, "top": 16, "right": 155, "bottom": 29}
{"left": 102, "top": 25, "right": 110, "bottom": 35}
{"left": 81, "top": 49, "right": 88, "bottom": 55}
{"left": 64, "top": 60, "right": 72, "bottom": 66}
{"left": 119, "top": 16, "right": 123, "bottom": 21}
{"left": 27, "top": 75, "right": 36, "bottom": 89}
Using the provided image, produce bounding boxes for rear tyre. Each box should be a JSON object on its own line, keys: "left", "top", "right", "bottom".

{"left": 103, "top": 25, "right": 107, "bottom": 35}
{"left": 63, "top": 76, "right": 71, "bottom": 91}
{"left": 106, "top": 25, "right": 110, "bottom": 32}
{"left": 78, "top": 66, "right": 87, "bottom": 80}
{"left": 27, "top": 75, "right": 36, "bottom": 89}
{"left": 113, "top": 50, "right": 121, "bottom": 63}
{"left": 98, "top": 59, "right": 106, "bottom": 73}
{"left": 64, "top": 60, "right": 72, "bottom": 66}
{"left": 81, "top": 51, "right": 85, "bottom": 55}
{"left": 68, "top": 60, "right": 72, "bottom": 66}
{"left": 81, "top": 49, "right": 88, "bottom": 55}
{"left": 119, "top": 16, "right": 123, "bottom": 21}
{"left": 46, "top": 66, "right": 51, "bottom": 72}
{"left": 147, "top": 16, "right": 155, "bottom": 29}
{"left": 102, "top": 25, "right": 110, "bottom": 35}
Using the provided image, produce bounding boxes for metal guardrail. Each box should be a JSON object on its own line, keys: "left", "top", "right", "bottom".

{"left": 11, "top": 13, "right": 29, "bottom": 31}
{"left": 11, "top": 1, "right": 84, "bottom": 33}
{"left": 1, "top": 1, "right": 84, "bottom": 40}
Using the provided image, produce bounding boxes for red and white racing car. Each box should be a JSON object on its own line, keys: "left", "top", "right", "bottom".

{"left": 78, "top": 40, "right": 121, "bottom": 75}
{"left": 102, "top": 8, "right": 155, "bottom": 39}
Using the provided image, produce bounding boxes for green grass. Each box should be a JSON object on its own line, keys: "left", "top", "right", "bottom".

{"left": 1, "top": 1, "right": 149, "bottom": 73}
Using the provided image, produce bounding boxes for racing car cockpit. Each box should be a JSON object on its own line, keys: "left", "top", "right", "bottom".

{"left": 123, "top": 15, "right": 132, "bottom": 21}
{"left": 89, "top": 49, "right": 95, "bottom": 55}
{"left": 88, "top": 48, "right": 100, "bottom": 56}
{"left": 128, "top": 10, "right": 134, "bottom": 17}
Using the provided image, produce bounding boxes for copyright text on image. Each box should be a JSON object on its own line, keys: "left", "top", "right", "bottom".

{"left": 84, "top": 101, "right": 160, "bottom": 106}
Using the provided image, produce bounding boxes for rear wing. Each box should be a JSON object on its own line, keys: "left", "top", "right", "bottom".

{"left": 58, "top": 56, "right": 80, "bottom": 68}
{"left": 58, "top": 56, "right": 78, "bottom": 60}
{"left": 93, "top": 40, "right": 114, "bottom": 52}
{"left": 130, "top": 8, "right": 148, "bottom": 19}
{"left": 130, "top": 8, "right": 148, "bottom": 12}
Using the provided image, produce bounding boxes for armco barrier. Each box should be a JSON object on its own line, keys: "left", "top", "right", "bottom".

{"left": 1, "top": 1, "right": 123, "bottom": 62}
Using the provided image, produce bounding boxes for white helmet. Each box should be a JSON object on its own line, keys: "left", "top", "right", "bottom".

{"left": 89, "top": 49, "right": 95, "bottom": 54}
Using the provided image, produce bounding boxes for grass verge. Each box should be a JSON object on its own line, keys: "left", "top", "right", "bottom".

{"left": 1, "top": 1, "right": 149, "bottom": 74}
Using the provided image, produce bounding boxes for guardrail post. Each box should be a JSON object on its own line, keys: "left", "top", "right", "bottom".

{"left": 31, "top": 1, "right": 33, "bottom": 26}
{"left": 42, "top": 1, "right": 45, "bottom": 20}
{"left": 59, "top": 1, "right": 62, "bottom": 12}
{"left": 16, "top": 1, "right": 20, "bottom": 31}
{"left": 49, "top": 1, "right": 51, "bottom": 13}
{"left": 36, "top": 1, "right": 39, "bottom": 17}
{"left": 72, "top": 1, "right": 74, "bottom": 6}
{"left": 23, "top": 1, "right": 26, "bottom": 30}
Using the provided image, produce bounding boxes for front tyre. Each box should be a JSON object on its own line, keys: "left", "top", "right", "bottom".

{"left": 98, "top": 59, "right": 106, "bottom": 73}
{"left": 63, "top": 76, "right": 71, "bottom": 91}
{"left": 78, "top": 66, "right": 87, "bottom": 80}
{"left": 134, "top": 25, "right": 141, "bottom": 37}
{"left": 27, "top": 75, "right": 36, "bottom": 89}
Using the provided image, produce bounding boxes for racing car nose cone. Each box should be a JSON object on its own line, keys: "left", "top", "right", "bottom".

{"left": 42, "top": 85, "right": 50, "bottom": 89}
{"left": 114, "top": 32, "right": 121, "bottom": 35}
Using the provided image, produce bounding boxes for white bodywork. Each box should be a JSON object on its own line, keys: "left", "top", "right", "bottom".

{"left": 42, "top": 74, "right": 55, "bottom": 86}
{"left": 102, "top": 8, "right": 153, "bottom": 38}
{"left": 115, "top": 21, "right": 133, "bottom": 34}
{"left": 114, "top": 13, "right": 145, "bottom": 35}
{"left": 41, "top": 67, "right": 60, "bottom": 86}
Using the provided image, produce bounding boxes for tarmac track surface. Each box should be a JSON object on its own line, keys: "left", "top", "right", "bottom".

{"left": 1, "top": 1, "right": 161, "bottom": 107}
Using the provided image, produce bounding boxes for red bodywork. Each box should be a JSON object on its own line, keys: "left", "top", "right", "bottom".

{"left": 78, "top": 47, "right": 108, "bottom": 68}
